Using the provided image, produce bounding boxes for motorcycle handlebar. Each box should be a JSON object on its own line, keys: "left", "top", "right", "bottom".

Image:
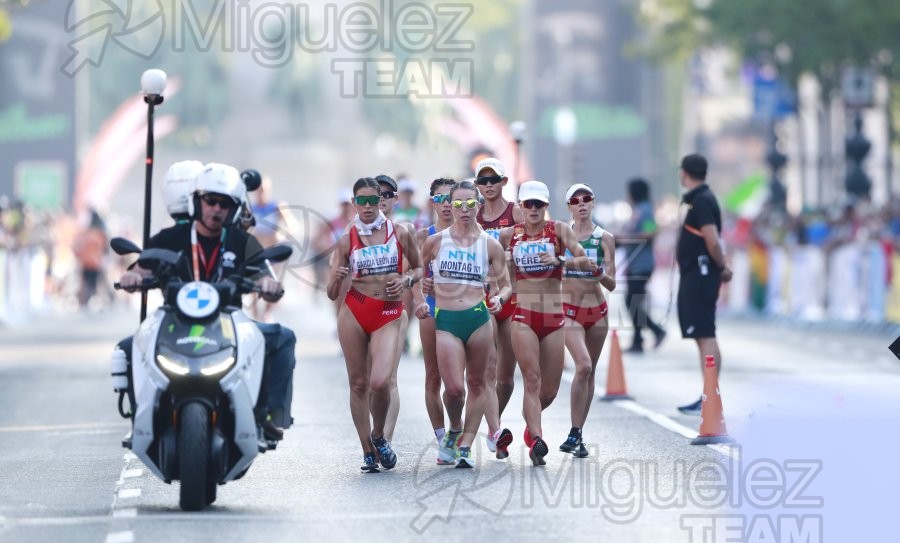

{"left": 114, "top": 277, "right": 159, "bottom": 292}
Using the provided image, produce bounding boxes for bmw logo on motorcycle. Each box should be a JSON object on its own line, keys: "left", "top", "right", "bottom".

{"left": 176, "top": 281, "right": 220, "bottom": 319}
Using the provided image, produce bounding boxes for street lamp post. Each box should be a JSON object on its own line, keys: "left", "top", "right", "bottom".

{"left": 845, "top": 111, "right": 872, "bottom": 200}
{"left": 766, "top": 129, "right": 788, "bottom": 214}
{"left": 509, "top": 120, "right": 526, "bottom": 183}
{"left": 139, "top": 68, "right": 167, "bottom": 322}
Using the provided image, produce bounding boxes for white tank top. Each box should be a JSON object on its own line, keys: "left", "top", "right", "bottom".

{"left": 348, "top": 221, "right": 402, "bottom": 278}
{"left": 433, "top": 229, "right": 489, "bottom": 287}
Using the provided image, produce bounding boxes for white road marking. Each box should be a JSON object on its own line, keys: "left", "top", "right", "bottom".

{"left": 561, "top": 371, "right": 741, "bottom": 460}
{"left": 613, "top": 399, "right": 697, "bottom": 439}
{"left": 105, "top": 531, "right": 134, "bottom": 543}
{"left": 117, "top": 488, "right": 141, "bottom": 499}
{"left": 0, "top": 422, "right": 127, "bottom": 433}
{"left": 109, "top": 448, "right": 142, "bottom": 542}
{"left": 112, "top": 509, "right": 137, "bottom": 518}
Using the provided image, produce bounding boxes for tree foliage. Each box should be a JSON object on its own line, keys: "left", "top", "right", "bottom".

{"left": 637, "top": 0, "right": 900, "bottom": 90}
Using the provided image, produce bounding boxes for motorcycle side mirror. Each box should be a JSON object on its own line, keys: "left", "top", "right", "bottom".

{"left": 110, "top": 237, "right": 142, "bottom": 255}
{"left": 241, "top": 169, "right": 262, "bottom": 192}
{"left": 245, "top": 244, "right": 293, "bottom": 268}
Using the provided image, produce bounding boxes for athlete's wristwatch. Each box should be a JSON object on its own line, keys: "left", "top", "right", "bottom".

{"left": 556, "top": 254, "right": 566, "bottom": 267}
{"left": 405, "top": 275, "right": 414, "bottom": 288}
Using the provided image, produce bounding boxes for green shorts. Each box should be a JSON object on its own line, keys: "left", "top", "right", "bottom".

{"left": 435, "top": 301, "right": 490, "bottom": 343}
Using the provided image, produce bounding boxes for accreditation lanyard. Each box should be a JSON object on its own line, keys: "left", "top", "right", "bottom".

{"left": 191, "top": 223, "right": 224, "bottom": 281}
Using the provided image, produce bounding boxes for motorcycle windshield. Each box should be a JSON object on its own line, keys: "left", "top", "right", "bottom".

{"left": 157, "top": 311, "right": 237, "bottom": 357}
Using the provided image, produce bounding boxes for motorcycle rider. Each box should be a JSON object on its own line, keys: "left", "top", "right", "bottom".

{"left": 115, "top": 162, "right": 295, "bottom": 440}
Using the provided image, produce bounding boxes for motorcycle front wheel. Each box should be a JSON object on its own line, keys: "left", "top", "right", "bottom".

{"left": 178, "top": 402, "right": 210, "bottom": 511}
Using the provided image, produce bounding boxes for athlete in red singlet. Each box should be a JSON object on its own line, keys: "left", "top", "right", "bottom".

{"left": 497, "top": 181, "right": 597, "bottom": 466}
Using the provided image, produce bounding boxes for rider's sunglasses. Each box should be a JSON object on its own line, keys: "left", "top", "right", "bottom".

{"left": 475, "top": 175, "right": 503, "bottom": 186}
{"left": 452, "top": 199, "right": 478, "bottom": 209}
{"left": 568, "top": 194, "right": 594, "bottom": 206}
{"left": 354, "top": 195, "right": 381, "bottom": 207}
{"left": 380, "top": 190, "right": 397, "bottom": 199}
{"left": 201, "top": 194, "right": 236, "bottom": 209}
{"left": 432, "top": 193, "right": 451, "bottom": 204}
{"left": 521, "top": 200, "right": 548, "bottom": 210}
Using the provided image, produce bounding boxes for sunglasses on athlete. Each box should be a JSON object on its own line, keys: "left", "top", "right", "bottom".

{"left": 354, "top": 195, "right": 382, "bottom": 206}
{"left": 567, "top": 194, "right": 594, "bottom": 205}
{"left": 521, "top": 200, "right": 548, "bottom": 210}
{"left": 452, "top": 199, "right": 478, "bottom": 209}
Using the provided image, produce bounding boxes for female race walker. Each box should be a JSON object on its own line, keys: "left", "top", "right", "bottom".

{"left": 498, "top": 181, "right": 597, "bottom": 466}
{"left": 560, "top": 183, "right": 616, "bottom": 458}
{"left": 473, "top": 157, "right": 522, "bottom": 459}
{"left": 415, "top": 178, "right": 456, "bottom": 457}
{"left": 419, "top": 181, "right": 512, "bottom": 468}
{"left": 328, "top": 177, "right": 426, "bottom": 473}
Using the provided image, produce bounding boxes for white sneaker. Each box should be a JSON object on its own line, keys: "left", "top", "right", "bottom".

{"left": 485, "top": 429, "right": 501, "bottom": 453}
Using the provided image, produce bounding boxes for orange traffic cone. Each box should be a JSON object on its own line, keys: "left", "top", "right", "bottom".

{"left": 691, "top": 355, "right": 735, "bottom": 445}
{"left": 601, "top": 331, "right": 633, "bottom": 401}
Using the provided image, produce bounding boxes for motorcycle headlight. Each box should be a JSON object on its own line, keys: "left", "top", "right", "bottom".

{"left": 156, "top": 352, "right": 190, "bottom": 375}
{"left": 156, "top": 348, "right": 236, "bottom": 377}
{"left": 200, "top": 349, "right": 236, "bottom": 376}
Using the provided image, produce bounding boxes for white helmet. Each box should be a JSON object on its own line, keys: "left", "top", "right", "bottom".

{"left": 189, "top": 163, "right": 245, "bottom": 223}
{"left": 162, "top": 160, "right": 205, "bottom": 218}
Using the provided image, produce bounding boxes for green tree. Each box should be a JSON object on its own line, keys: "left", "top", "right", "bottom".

{"left": 638, "top": 0, "right": 900, "bottom": 85}
{"left": 636, "top": 0, "right": 900, "bottom": 143}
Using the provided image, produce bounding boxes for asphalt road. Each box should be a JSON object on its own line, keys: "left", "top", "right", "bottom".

{"left": 1, "top": 290, "right": 897, "bottom": 543}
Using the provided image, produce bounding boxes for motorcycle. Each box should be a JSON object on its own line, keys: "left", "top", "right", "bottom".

{"left": 109, "top": 237, "right": 292, "bottom": 511}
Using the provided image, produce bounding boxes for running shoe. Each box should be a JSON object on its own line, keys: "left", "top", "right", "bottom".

{"left": 529, "top": 437, "right": 548, "bottom": 467}
{"left": 677, "top": 398, "right": 703, "bottom": 416}
{"left": 371, "top": 435, "right": 398, "bottom": 470}
{"left": 559, "top": 433, "right": 582, "bottom": 453}
{"left": 486, "top": 430, "right": 499, "bottom": 453}
{"left": 456, "top": 447, "right": 474, "bottom": 468}
{"left": 438, "top": 430, "right": 462, "bottom": 465}
{"left": 573, "top": 442, "right": 589, "bottom": 458}
{"left": 523, "top": 426, "right": 535, "bottom": 448}
{"left": 495, "top": 428, "right": 513, "bottom": 460}
{"left": 361, "top": 453, "right": 379, "bottom": 473}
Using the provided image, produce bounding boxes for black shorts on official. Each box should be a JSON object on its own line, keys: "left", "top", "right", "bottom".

{"left": 677, "top": 270, "right": 721, "bottom": 338}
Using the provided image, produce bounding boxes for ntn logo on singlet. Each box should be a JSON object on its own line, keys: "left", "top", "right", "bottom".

{"left": 519, "top": 242, "right": 552, "bottom": 254}
{"left": 358, "top": 245, "right": 392, "bottom": 258}
{"left": 446, "top": 249, "right": 476, "bottom": 262}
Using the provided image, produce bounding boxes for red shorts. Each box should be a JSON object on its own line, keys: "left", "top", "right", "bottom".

{"left": 512, "top": 307, "right": 565, "bottom": 340}
{"left": 345, "top": 288, "right": 404, "bottom": 335}
{"left": 563, "top": 302, "right": 608, "bottom": 331}
{"left": 493, "top": 293, "right": 517, "bottom": 322}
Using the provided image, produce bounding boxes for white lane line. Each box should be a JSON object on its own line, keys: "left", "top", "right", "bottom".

{"left": 613, "top": 400, "right": 697, "bottom": 439}
{"left": 106, "top": 531, "right": 134, "bottom": 543}
{"left": 560, "top": 371, "right": 740, "bottom": 460}
{"left": 0, "top": 422, "right": 128, "bottom": 433}
{"left": 109, "top": 446, "right": 141, "bottom": 543}
{"left": 112, "top": 509, "right": 138, "bottom": 518}
{"left": 117, "top": 488, "right": 142, "bottom": 499}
